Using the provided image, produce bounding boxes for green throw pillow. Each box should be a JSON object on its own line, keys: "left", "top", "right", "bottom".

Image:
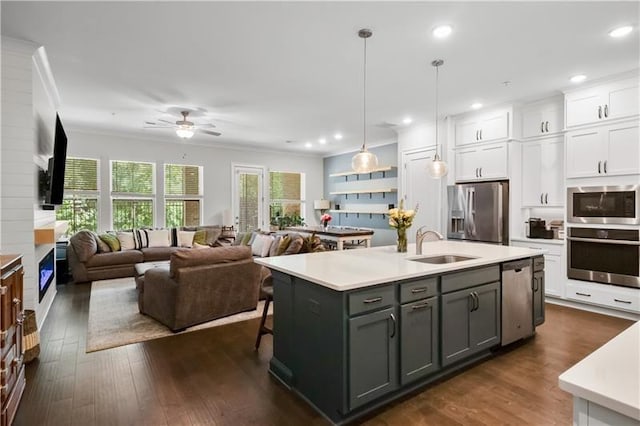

{"left": 241, "top": 232, "right": 253, "bottom": 246}
{"left": 193, "top": 230, "right": 208, "bottom": 246}
{"left": 99, "top": 233, "right": 120, "bottom": 252}
{"left": 276, "top": 235, "right": 292, "bottom": 255}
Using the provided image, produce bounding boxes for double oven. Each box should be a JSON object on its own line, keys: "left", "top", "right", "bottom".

{"left": 567, "top": 185, "right": 640, "bottom": 289}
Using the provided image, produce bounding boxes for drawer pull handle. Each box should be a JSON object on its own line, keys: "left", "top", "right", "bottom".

{"left": 576, "top": 292, "right": 591, "bottom": 297}
{"left": 411, "top": 287, "right": 428, "bottom": 294}
{"left": 363, "top": 297, "right": 382, "bottom": 304}
{"left": 614, "top": 299, "right": 632, "bottom": 304}
{"left": 412, "top": 302, "right": 430, "bottom": 310}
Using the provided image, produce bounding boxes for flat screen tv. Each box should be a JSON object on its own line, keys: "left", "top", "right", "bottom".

{"left": 39, "top": 248, "right": 55, "bottom": 302}
{"left": 45, "top": 113, "right": 68, "bottom": 205}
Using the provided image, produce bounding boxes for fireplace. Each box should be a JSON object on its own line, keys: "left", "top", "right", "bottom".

{"left": 39, "top": 248, "right": 55, "bottom": 302}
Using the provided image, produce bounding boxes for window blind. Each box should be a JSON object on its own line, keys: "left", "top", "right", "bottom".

{"left": 112, "top": 161, "right": 154, "bottom": 194}
{"left": 165, "top": 164, "right": 201, "bottom": 196}
{"left": 64, "top": 158, "right": 98, "bottom": 191}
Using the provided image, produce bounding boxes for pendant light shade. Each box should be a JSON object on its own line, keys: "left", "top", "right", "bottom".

{"left": 427, "top": 59, "right": 448, "bottom": 178}
{"left": 351, "top": 29, "right": 379, "bottom": 173}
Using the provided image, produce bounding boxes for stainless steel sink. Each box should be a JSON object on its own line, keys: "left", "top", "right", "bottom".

{"left": 409, "top": 254, "right": 478, "bottom": 264}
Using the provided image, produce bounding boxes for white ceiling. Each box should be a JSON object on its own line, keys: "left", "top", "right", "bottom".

{"left": 2, "top": 2, "right": 638, "bottom": 154}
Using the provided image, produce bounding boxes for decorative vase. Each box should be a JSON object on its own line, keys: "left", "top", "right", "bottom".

{"left": 322, "top": 222, "right": 328, "bottom": 231}
{"left": 397, "top": 227, "right": 408, "bottom": 253}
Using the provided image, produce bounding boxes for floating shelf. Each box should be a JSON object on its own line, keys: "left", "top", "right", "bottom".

{"left": 329, "top": 166, "right": 397, "bottom": 178}
{"left": 328, "top": 209, "right": 387, "bottom": 218}
{"left": 34, "top": 220, "right": 69, "bottom": 245}
{"left": 329, "top": 188, "right": 397, "bottom": 195}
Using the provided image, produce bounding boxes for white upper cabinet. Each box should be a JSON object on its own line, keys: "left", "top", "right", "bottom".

{"left": 522, "top": 97, "right": 564, "bottom": 138}
{"left": 455, "top": 109, "right": 510, "bottom": 146}
{"left": 521, "top": 137, "right": 564, "bottom": 207}
{"left": 565, "top": 77, "right": 639, "bottom": 128}
{"left": 566, "top": 122, "right": 639, "bottom": 178}
{"left": 455, "top": 142, "right": 508, "bottom": 182}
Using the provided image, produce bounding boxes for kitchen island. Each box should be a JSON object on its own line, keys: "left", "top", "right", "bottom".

{"left": 254, "top": 240, "right": 544, "bottom": 425}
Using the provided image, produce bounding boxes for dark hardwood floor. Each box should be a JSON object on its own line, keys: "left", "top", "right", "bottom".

{"left": 15, "top": 282, "right": 633, "bottom": 426}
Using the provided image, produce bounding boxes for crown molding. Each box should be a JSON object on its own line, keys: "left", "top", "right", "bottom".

{"left": 1, "top": 36, "right": 39, "bottom": 55}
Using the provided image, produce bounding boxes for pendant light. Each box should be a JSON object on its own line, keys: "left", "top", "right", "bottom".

{"left": 351, "top": 29, "right": 379, "bottom": 173}
{"left": 426, "top": 59, "right": 448, "bottom": 178}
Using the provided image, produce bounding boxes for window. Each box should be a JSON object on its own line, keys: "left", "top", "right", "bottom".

{"left": 164, "top": 164, "right": 202, "bottom": 227}
{"left": 56, "top": 157, "right": 99, "bottom": 234}
{"left": 269, "top": 171, "right": 305, "bottom": 228}
{"left": 111, "top": 161, "right": 154, "bottom": 230}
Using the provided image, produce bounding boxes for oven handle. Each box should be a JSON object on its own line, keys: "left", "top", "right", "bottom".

{"left": 567, "top": 236, "right": 640, "bottom": 246}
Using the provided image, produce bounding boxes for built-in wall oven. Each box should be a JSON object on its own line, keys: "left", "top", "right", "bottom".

{"left": 567, "top": 227, "right": 640, "bottom": 288}
{"left": 567, "top": 185, "right": 639, "bottom": 225}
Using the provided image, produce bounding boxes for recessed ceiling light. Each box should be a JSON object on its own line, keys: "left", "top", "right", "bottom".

{"left": 402, "top": 117, "right": 413, "bottom": 124}
{"left": 318, "top": 138, "right": 327, "bottom": 144}
{"left": 305, "top": 142, "right": 312, "bottom": 148}
{"left": 432, "top": 25, "right": 453, "bottom": 39}
{"left": 570, "top": 74, "right": 587, "bottom": 83}
{"left": 471, "top": 102, "right": 483, "bottom": 110}
{"left": 334, "top": 132, "right": 343, "bottom": 140}
{"left": 609, "top": 25, "right": 633, "bottom": 38}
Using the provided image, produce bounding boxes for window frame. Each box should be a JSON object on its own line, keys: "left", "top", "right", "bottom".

{"left": 110, "top": 160, "right": 156, "bottom": 230}
{"left": 163, "top": 163, "right": 204, "bottom": 227}
{"left": 268, "top": 170, "right": 306, "bottom": 224}
{"left": 56, "top": 156, "right": 100, "bottom": 234}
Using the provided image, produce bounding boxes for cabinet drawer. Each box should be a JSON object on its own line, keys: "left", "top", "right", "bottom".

{"left": 566, "top": 282, "right": 640, "bottom": 313}
{"left": 0, "top": 344, "right": 16, "bottom": 386}
{"left": 533, "top": 256, "right": 545, "bottom": 272}
{"left": 400, "top": 278, "right": 438, "bottom": 304}
{"left": 349, "top": 285, "right": 395, "bottom": 316}
{"left": 441, "top": 266, "right": 500, "bottom": 294}
{"left": 1, "top": 365, "right": 24, "bottom": 426}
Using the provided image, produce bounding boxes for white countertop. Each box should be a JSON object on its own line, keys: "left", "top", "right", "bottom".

{"left": 559, "top": 321, "right": 640, "bottom": 420}
{"left": 254, "top": 240, "right": 542, "bottom": 291}
{"left": 511, "top": 237, "right": 565, "bottom": 246}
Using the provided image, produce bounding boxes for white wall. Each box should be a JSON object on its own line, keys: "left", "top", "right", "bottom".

{"left": 66, "top": 130, "right": 325, "bottom": 231}
{"left": 1, "top": 38, "right": 59, "bottom": 327}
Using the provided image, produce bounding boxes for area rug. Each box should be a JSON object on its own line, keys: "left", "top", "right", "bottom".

{"left": 86, "top": 277, "right": 271, "bottom": 353}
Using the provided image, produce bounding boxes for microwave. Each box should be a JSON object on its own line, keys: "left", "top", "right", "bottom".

{"left": 567, "top": 185, "right": 640, "bottom": 225}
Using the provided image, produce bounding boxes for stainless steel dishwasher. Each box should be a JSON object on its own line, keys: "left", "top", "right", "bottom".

{"left": 501, "top": 259, "right": 534, "bottom": 345}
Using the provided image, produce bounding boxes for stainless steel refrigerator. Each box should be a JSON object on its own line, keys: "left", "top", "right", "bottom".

{"left": 447, "top": 181, "right": 509, "bottom": 245}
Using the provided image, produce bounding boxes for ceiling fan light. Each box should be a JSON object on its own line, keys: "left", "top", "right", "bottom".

{"left": 351, "top": 149, "right": 379, "bottom": 173}
{"left": 427, "top": 154, "right": 448, "bottom": 178}
{"left": 176, "top": 127, "right": 194, "bottom": 139}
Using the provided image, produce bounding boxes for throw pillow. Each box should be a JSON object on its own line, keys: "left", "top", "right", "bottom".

{"left": 241, "top": 232, "right": 253, "bottom": 246}
{"left": 177, "top": 230, "right": 196, "bottom": 248}
{"left": 269, "top": 236, "right": 282, "bottom": 257}
{"left": 284, "top": 234, "right": 304, "bottom": 255}
{"left": 99, "top": 233, "right": 120, "bottom": 252}
{"left": 193, "top": 230, "right": 208, "bottom": 246}
{"left": 94, "top": 232, "right": 111, "bottom": 253}
{"left": 276, "top": 235, "right": 292, "bottom": 255}
{"left": 134, "top": 229, "right": 149, "bottom": 249}
{"left": 147, "top": 229, "right": 170, "bottom": 247}
{"left": 251, "top": 234, "right": 266, "bottom": 256}
{"left": 116, "top": 231, "right": 136, "bottom": 251}
{"left": 197, "top": 226, "right": 222, "bottom": 245}
{"left": 260, "top": 235, "right": 275, "bottom": 257}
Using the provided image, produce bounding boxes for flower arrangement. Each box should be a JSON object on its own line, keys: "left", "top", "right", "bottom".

{"left": 388, "top": 200, "right": 418, "bottom": 252}
{"left": 321, "top": 213, "right": 332, "bottom": 228}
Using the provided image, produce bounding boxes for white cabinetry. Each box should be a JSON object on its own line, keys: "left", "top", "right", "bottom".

{"left": 565, "top": 77, "right": 639, "bottom": 128}
{"left": 521, "top": 137, "right": 564, "bottom": 206}
{"left": 522, "top": 97, "right": 564, "bottom": 138}
{"left": 511, "top": 239, "right": 564, "bottom": 298}
{"left": 455, "top": 142, "right": 508, "bottom": 182}
{"left": 566, "top": 281, "right": 640, "bottom": 313}
{"left": 455, "top": 110, "right": 509, "bottom": 146}
{"left": 566, "top": 122, "right": 639, "bottom": 178}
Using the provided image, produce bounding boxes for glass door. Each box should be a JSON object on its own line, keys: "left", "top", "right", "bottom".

{"left": 233, "top": 165, "right": 265, "bottom": 232}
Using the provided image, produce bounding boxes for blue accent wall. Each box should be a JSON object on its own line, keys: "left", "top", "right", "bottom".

{"left": 323, "top": 144, "right": 398, "bottom": 246}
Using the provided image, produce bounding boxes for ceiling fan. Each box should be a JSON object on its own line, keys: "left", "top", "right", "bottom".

{"left": 144, "top": 110, "right": 221, "bottom": 139}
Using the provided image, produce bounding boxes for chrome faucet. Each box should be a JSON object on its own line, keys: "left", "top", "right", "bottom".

{"left": 416, "top": 226, "right": 444, "bottom": 255}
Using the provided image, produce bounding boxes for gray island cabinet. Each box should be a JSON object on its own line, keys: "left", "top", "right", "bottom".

{"left": 255, "top": 242, "right": 544, "bottom": 425}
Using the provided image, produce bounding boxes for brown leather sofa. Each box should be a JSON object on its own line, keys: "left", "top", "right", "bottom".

{"left": 138, "top": 246, "right": 264, "bottom": 332}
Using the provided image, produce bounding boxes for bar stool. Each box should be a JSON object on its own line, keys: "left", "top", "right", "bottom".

{"left": 254, "top": 284, "right": 273, "bottom": 350}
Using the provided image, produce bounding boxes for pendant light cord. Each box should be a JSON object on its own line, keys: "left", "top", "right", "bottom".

{"left": 434, "top": 63, "right": 439, "bottom": 157}
{"left": 362, "top": 36, "right": 367, "bottom": 152}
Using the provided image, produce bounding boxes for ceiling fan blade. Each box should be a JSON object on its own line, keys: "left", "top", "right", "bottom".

{"left": 158, "top": 119, "right": 175, "bottom": 125}
{"left": 143, "top": 125, "right": 173, "bottom": 129}
{"left": 196, "top": 122, "right": 216, "bottom": 128}
{"left": 200, "top": 129, "right": 222, "bottom": 136}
